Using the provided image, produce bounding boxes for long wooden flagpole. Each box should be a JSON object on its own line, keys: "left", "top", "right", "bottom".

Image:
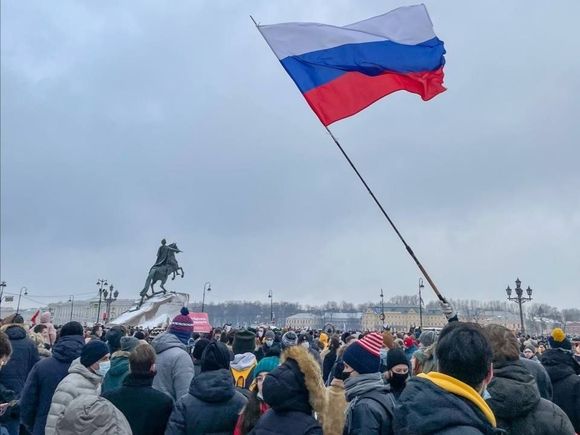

{"left": 251, "top": 16, "right": 447, "bottom": 302}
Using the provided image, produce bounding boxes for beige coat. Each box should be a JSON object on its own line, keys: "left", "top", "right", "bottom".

{"left": 45, "top": 358, "right": 102, "bottom": 435}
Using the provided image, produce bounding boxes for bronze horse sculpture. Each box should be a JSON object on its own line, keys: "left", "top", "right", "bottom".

{"left": 139, "top": 240, "right": 184, "bottom": 306}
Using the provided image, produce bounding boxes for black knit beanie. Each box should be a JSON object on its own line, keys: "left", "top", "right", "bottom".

{"left": 60, "top": 321, "right": 84, "bottom": 337}
{"left": 201, "top": 341, "right": 232, "bottom": 372}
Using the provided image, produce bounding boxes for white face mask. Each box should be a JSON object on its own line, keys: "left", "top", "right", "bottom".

{"left": 265, "top": 339, "right": 274, "bottom": 347}
{"left": 301, "top": 341, "right": 310, "bottom": 349}
{"left": 97, "top": 361, "right": 111, "bottom": 377}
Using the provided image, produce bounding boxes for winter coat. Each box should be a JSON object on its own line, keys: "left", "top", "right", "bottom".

{"left": 19, "top": 335, "right": 85, "bottom": 435}
{"left": 165, "top": 368, "right": 247, "bottom": 435}
{"left": 39, "top": 312, "right": 57, "bottom": 346}
{"left": 322, "top": 349, "right": 337, "bottom": 383}
{"left": 251, "top": 346, "right": 325, "bottom": 435}
{"left": 343, "top": 374, "right": 395, "bottom": 435}
{"left": 54, "top": 395, "right": 132, "bottom": 435}
{"left": 231, "top": 353, "right": 257, "bottom": 390}
{"left": 45, "top": 358, "right": 103, "bottom": 435}
{"left": 0, "top": 324, "right": 40, "bottom": 424}
{"left": 519, "top": 356, "right": 552, "bottom": 400}
{"left": 101, "top": 351, "right": 130, "bottom": 393}
{"left": 541, "top": 349, "right": 580, "bottom": 432}
{"left": 103, "top": 372, "right": 173, "bottom": 435}
{"left": 395, "top": 372, "right": 501, "bottom": 434}
{"left": 151, "top": 332, "right": 195, "bottom": 402}
{"left": 486, "top": 359, "right": 574, "bottom": 434}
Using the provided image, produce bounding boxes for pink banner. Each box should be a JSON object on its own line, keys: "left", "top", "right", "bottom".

{"left": 188, "top": 312, "right": 212, "bottom": 333}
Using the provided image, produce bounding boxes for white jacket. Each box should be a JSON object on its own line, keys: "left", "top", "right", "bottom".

{"left": 45, "top": 358, "right": 102, "bottom": 435}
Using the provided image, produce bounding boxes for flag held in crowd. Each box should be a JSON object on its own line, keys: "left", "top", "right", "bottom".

{"left": 257, "top": 4, "right": 446, "bottom": 125}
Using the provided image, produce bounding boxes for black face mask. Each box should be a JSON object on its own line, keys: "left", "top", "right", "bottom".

{"left": 389, "top": 373, "right": 408, "bottom": 390}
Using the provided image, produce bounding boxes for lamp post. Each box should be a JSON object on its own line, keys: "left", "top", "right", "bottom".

{"left": 379, "top": 288, "right": 385, "bottom": 327}
{"left": 16, "top": 286, "right": 28, "bottom": 315}
{"left": 506, "top": 278, "right": 533, "bottom": 334}
{"left": 103, "top": 285, "right": 119, "bottom": 323}
{"left": 0, "top": 281, "right": 6, "bottom": 318}
{"left": 68, "top": 295, "right": 75, "bottom": 321}
{"left": 418, "top": 278, "right": 424, "bottom": 329}
{"left": 268, "top": 289, "right": 273, "bottom": 324}
{"left": 202, "top": 282, "right": 211, "bottom": 313}
{"left": 96, "top": 278, "right": 108, "bottom": 324}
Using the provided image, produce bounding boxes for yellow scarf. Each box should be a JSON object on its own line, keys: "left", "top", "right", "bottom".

{"left": 418, "top": 372, "right": 496, "bottom": 428}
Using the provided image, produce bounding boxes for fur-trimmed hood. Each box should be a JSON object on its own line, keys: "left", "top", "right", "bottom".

{"left": 263, "top": 346, "right": 327, "bottom": 419}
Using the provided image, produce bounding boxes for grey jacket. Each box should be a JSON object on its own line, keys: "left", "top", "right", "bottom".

{"left": 151, "top": 332, "right": 194, "bottom": 402}
{"left": 45, "top": 359, "right": 103, "bottom": 435}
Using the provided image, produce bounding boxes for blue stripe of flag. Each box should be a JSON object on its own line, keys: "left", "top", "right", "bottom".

{"left": 280, "top": 37, "right": 445, "bottom": 93}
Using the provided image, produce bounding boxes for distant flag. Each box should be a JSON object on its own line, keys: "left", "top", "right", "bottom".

{"left": 30, "top": 309, "right": 40, "bottom": 325}
{"left": 256, "top": 4, "right": 446, "bottom": 126}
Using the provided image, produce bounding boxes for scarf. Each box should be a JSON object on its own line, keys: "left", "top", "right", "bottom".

{"left": 344, "top": 372, "right": 389, "bottom": 431}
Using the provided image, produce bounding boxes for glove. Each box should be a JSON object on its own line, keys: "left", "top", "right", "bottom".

{"left": 439, "top": 301, "right": 457, "bottom": 321}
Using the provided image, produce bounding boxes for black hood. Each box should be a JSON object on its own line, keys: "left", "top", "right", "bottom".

{"left": 486, "top": 360, "right": 539, "bottom": 419}
{"left": 52, "top": 335, "right": 85, "bottom": 363}
{"left": 395, "top": 377, "right": 497, "bottom": 435}
{"left": 541, "top": 349, "right": 580, "bottom": 382}
{"left": 4, "top": 325, "right": 27, "bottom": 340}
{"left": 262, "top": 358, "right": 311, "bottom": 414}
{"left": 189, "top": 369, "right": 235, "bottom": 403}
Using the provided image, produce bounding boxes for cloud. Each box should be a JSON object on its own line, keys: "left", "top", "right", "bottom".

{"left": 1, "top": 1, "right": 579, "bottom": 309}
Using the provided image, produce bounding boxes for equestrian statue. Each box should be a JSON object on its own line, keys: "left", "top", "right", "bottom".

{"left": 139, "top": 239, "right": 184, "bottom": 306}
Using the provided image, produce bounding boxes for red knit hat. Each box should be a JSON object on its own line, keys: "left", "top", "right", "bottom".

{"left": 169, "top": 307, "right": 194, "bottom": 344}
{"left": 403, "top": 336, "right": 415, "bottom": 349}
{"left": 359, "top": 332, "right": 384, "bottom": 356}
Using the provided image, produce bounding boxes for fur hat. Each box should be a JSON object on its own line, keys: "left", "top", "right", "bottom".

{"left": 201, "top": 341, "right": 232, "bottom": 372}
{"left": 342, "top": 332, "right": 383, "bottom": 374}
{"left": 81, "top": 340, "right": 109, "bottom": 367}
{"left": 105, "top": 326, "right": 126, "bottom": 354}
{"left": 233, "top": 329, "right": 256, "bottom": 355}
{"left": 548, "top": 328, "right": 571, "bottom": 351}
{"left": 169, "top": 307, "right": 194, "bottom": 345}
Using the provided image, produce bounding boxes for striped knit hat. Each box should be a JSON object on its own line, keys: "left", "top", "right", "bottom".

{"left": 169, "top": 307, "right": 194, "bottom": 345}
{"left": 343, "top": 332, "right": 383, "bottom": 374}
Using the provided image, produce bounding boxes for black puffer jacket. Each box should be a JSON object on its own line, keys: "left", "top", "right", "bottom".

{"left": 519, "top": 356, "right": 552, "bottom": 400}
{"left": 165, "top": 368, "right": 247, "bottom": 435}
{"left": 394, "top": 376, "right": 500, "bottom": 434}
{"left": 486, "top": 360, "right": 574, "bottom": 434}
{"left": 0, "top": 324, "right": 40, "bottom": 423}
{"left": 251, "top": 357, "right": 322, "bottom": 435}
{"left": 541, "top": 349, "right": 580, "bottom": 432}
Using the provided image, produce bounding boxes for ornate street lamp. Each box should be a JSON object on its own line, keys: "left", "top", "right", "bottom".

{"left": 418, "top": 278, "right": 425, "bottom": 330}
{"left": 268, "top": 290, "right": 273, "bottom": 324}
{"left": 68, "top": 295, "right": 75, "bottom": 321}
{"left": 96, "top": 278, "right": 108, "bottom": 324}
{"left": 506, "top": 278, "right": 533, "bottom": 334}
{"left": 103, "top": 285, "right": 119, "bottom": 322}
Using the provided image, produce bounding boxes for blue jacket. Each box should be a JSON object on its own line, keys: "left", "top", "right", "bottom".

{"left": 19, "top": 335, "right": 84, "bottom": 435}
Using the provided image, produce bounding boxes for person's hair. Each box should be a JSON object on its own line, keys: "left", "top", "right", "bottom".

{"left": 0, "top": 331, "right": 12, "bottom": 358}
{"left": 330, "top": 336, "right": 341, "bottom": 351}
{"left": 436, "top": 322, "right": 492, "bottom": 389}
{"left": 484, "top": 324, "right": 520, "bottom": 363}
{"left": 129, "top": 343, "right": 156, "bottom": 375}
{"left": 33, "top": 324, "right": 47, "bottom": 334}
{"left": 240, "top": 388, "right": 263, "bottom": 434}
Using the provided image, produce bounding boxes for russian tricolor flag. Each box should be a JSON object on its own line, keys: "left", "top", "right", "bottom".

{"left": 258, "top": 4, "right": 446, "bottom": 126}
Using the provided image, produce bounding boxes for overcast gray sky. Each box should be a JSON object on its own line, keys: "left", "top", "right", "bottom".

{"left": 2, "top": 1, "right": 579, "bottom": 309}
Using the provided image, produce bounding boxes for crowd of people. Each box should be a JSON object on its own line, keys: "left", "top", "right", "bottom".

{"left": 0, "top": 304, "right": 578, "bottom": 434}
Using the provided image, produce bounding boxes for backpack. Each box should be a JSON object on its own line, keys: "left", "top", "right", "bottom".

{"left": 231, "top": 364, "right": 256, "bottom": 389}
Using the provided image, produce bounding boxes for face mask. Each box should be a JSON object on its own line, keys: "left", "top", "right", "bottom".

{"left": 389, "top": 372, "right": 407, "bottom": 389}
{"left": 301, "top": 341, "right": 310, "bottom": 349}
{"left": 97, "top": 361, "right": 111, "bottom": 377}
{"left": 265, "top": 339, "right": 274, "bottom": 347}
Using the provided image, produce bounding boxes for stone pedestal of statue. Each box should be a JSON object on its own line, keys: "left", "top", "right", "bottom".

{"left": 109, "top": 292, "right": 189, "bottom": 328}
